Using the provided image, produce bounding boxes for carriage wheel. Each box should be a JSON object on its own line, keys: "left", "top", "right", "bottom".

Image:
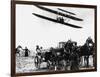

{"left": 46, "top": 60, "right": 52, "bottom": 69}
{"left": 34, "top": 56, "right": 39, "bottom": 68}
{"left": 34, "top": 56, "right": 42, "bottom": 69}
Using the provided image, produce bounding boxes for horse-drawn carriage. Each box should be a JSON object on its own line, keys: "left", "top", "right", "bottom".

{"left": 34, "top": 37, "right": 94, "bottom": 71}
{"left": 34, "top": 40, "right": 80, "bottom": 70}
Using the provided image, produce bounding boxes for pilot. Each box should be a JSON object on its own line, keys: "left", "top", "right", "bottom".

{"left": 57, "top": 16, "right": 61, "bottom": 22}
{"left": 61, "top": 17, "right": 64, "bottom": 23}
{"left": 57, "top": 16, "right": 59, "bottom": 22}
{"left": 57, "top": 16, "right": 64, "bottom": 23}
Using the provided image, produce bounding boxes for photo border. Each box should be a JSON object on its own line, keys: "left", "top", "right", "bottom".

{"left": 11, "top": 0, "right": 97, "bottom": 77}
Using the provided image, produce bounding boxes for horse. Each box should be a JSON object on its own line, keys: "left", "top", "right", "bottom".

{"left": 43, "top": 47, "right": 71, "bottom": 70}
{"left": 16, "top": 48, "right": 20, "bottom": 56}
{"left": 15, "top": 46, "right": 23, "bottom": 56}
{"left": 64, "top": 41, "right": 80, "bottom": 70}
{"left": 79, "top": 37, "right": 94, "bottom": 67}
{"left": 16, "top": 46, "right": 30, "bottom": 57}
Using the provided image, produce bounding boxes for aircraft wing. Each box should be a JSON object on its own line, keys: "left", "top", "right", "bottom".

{"left": 32, "top": 13, "right": 82, "bottom": 28}
{"left": 34, "top": 5, "right": 83, "bottom": 21}
{"left": 57, "top": 8, "right": 76, "bottom": 15}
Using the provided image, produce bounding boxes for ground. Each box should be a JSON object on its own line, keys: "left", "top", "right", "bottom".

{"left": 16, "top": 55, "right": 94, "bottom": 73}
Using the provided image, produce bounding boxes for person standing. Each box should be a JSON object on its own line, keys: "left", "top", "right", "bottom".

{"left": 70, "top": 50, "right": 79, "bottom": 71}
{"left": 24, "top": 47, "right": 29, "bottom": 57}
{"left": 36, "top": 45, "right": 41, "bottom": 55}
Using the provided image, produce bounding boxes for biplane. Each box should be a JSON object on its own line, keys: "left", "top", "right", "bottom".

{"left": 32, "top": 5, "right": 83, "bottom": 28}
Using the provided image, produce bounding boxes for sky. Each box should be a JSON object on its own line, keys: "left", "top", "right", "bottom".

{"left": 16, "top": 4, "right": 95, "bottom": 50}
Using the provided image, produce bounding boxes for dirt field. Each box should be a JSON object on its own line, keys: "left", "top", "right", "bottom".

{"left": 16, "top": 55, "right": 94, "bottom": 73}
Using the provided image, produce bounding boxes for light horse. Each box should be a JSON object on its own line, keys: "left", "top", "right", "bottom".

{"left": 16, "top": 46, "right": 30, "bottom": 57}
{"left": 16, "top": 45, "right": 23, "bottom": 56}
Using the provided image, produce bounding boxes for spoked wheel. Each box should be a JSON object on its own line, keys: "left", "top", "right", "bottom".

{"left": 34, "top": 56, "right": 41, "bottom": 69}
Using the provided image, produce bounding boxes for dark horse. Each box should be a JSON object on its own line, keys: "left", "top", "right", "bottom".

{"left": 64, "top": 40, "right": 80, "bottom": 70}
{"left": 42, "top": 47, "right": 69, "bottom": 70}
{"left": 45, "top": 40, "right": 79, "bottom": 71}
{"left": 80, "top": 37, "right": 94, "bottom": 67}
